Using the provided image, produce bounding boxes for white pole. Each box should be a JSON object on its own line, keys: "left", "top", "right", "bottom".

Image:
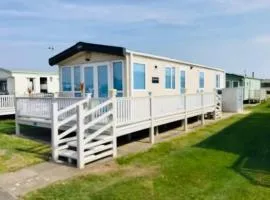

{"left": 184, "top": 92, "right": 188, "bottom": 131}
{"left": 51, "top": 102, "right": 58, "bottom": 162}
{"left": 110, "top": 89, "right": 118, "bottom": 158}
{"left": 213, "top": 89, "right": 217, "bottom": 120}
{"left": 15, "top": 97, "right": 20, "bottom": 135}
{"left": 149, "top": 92, "right": 155, "bottom": 144}
{"left": 76, "top": 103, "right": 85, "bottom": 169}
{"left": 201, "top": 92, "right": 205, "bottom": 125}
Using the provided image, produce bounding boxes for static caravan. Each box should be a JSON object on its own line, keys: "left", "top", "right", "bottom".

{"left": 16, "top": 42, "right": 225, "bottom": 169}
{"left": 49, "top": 42, "right": 225, "bottom": 98}
{"left": 226, "top": 73, "right": 244, "bottom": 88}
{"left": 0, "top": 68, "right": 59, "bottom": 96}
{"left": 226, "top": 73, "right": 265, "bottom": 102}
{"left": 261, "top": 79, "right": 270, "bottom": 95}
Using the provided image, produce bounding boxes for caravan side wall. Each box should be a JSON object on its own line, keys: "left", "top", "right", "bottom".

{"left": 57, "top": 51, "right": 225, "bottom": 97}
{"left": 128, "top": 53, "right": 225, "bottom": 97}
{"left": 243, "top": 78, "right": 261, "bottom": 100}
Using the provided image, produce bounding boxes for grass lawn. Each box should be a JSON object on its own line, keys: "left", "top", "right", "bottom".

{"left": 25, "top": 102, "right": 270, "bottom": 200}
{"left": 0, "top": 119, "right": 50, "bottom": 173}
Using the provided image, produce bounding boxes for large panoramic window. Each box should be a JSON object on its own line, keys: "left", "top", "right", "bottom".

{"left": 113, "top": 61, "right": 123, "bottom": 96}
{"left": 84, "top": 67, "right": 94, "bottom": 96}
{"left": 73, "top": 66, "right": 81, "bottom": 92}
{"left": 61, "top": 67, "right": 72, "bottom": 91}
{"left": 216, "top": 74, "right": 221, "bottom": 88}
{"left": 180, "top": 70, "right": 186, "bottom": 94}
{"left": 165, "top": 67, "right": 175, "bottom": 89}
{"left": 133, "top": 63, "right": 145, "bottom": 90}
{"left": 98, "top": 65, "right": 108, "bottom": 97}
{"left": 199, "top": 72, "right": 205, "bottom": 89}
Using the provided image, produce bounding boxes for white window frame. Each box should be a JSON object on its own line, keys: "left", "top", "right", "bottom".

{"left": 60, "top": 61, "right": 113, "bottom": 98}
{"left": 179, "top": 69, "right": 186, "bottom": 93}
{"left": 199, "top": 71, "right": 205, "bottom": 90}
{"left": 112, "top": 60, "right": 125, "bottom": 96}
{"left": 165, "top": 67, "right": 176, "bottom": 89}
{"left": 132, "top": 62, "right": 147, "bottom": 91}
{"left": 216, "top": 74, "right": 221, "bottom": 89}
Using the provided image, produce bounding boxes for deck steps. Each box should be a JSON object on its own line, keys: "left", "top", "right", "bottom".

{"left": 84, "top": 150, "right": 113, "bottom": 163}
{"left": 58, "top": 145, "right": 113, "bottom": 164}
{"left": 68, "top": 135, "right": 113, "bottom": 149}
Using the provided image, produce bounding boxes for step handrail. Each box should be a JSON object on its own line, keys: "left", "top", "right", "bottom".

{"left": 57, "top": 97, "right": 90, "bottom": 116}
{"left": 83, "top": 99, "right": 112, "bottom": 118}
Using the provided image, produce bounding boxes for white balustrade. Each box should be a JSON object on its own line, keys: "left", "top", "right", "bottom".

{"left": 16, "top": 93, "right": 216, "bottom": 125}
{"left": 0, "top": 95, "right": 15, "bottom": 108}
{"left": 152, "top": 95, "right": 185, "bottom": 117}
{"left": 116, "top": 97, "right": 150, "bottom": 126}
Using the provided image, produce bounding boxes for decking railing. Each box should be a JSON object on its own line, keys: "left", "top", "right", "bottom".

{"left": 115, "top": 93, "right": 216, "bottom": 126}
{"left": 16, "top": 91, "right": 219, "bottom": 169}
{"left": 0, "top": 95, "right": 15, "bottom": 115}
{"left": 16, "top": 97, "right": 83, "bottom": 119}
{"left": 0, "top": 95, "right": 15, "bottom": 108}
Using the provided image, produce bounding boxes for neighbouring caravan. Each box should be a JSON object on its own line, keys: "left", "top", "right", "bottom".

{"left": 0, "top": 68, "right": 59, "bottom": 96}
{"left": 261, "top": 79, "right": 270, "bottom": 95}
{"left": 226, "top": 73, "right": 265, "bottom": 102}
{"left": 49, "top": 42, "right": 225, "bottom": 98}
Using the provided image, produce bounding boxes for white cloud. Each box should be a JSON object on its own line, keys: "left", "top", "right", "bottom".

{"left": 0, "top": 0, "right": 198, "bottom": 25}
{"left": 1, "top": 0, "right": 270, "bottom": 27}
{"left": 210, "top": 0, "right": 270, "bottom": 14}
{"left": 253, "top": 35, "right": 270, "bottom": 44}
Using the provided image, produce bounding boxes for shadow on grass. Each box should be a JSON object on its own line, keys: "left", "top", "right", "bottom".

{"left": 0, "top": 120, "right": 51, "bottom": 144}
{"left": 15, "top": 145, "right": 50, "bottom": 160}
{"left": 196, "top": 111, "right": 270, "bottom": 187}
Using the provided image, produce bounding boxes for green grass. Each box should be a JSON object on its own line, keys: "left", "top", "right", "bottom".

{"left": 0, "top": 120, "right": 49, "bottom": 173}
{"left": 24, "top": 102, "right": 270, "bottom": 200}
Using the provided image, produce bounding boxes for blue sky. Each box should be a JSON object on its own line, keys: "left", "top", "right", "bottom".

{"left": 0, "top": 0, "right": 270, "bottom": 78}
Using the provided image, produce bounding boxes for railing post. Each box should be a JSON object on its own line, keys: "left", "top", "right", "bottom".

{"left": 184, "top": 92, "right": 188, "bottom": 131}
{"left": 76, "top": 103, "right": 85, "bottom": 169}
{"left": 149, "top": 92, "right": 155, "bottom": 144}
{"left": 213, "top": 89, "right": 217, "bottom": 120}
{"left": 51, "top": 102, "right": 59, "bottom": 162}
{"left": 110, "top": 89, "right": 118, "bottom": 158}
{"left": 14, "top": 97, "right": 20, "bottom": 135}
{"left": 201, "top": 91, "right": 205, "bottom": 125}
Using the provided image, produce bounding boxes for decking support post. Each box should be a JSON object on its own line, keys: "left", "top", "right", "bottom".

{"left": 201, "top": 92, "right": 205, "bottom": 125}
{"left": 15, "top": 97, "right": 20, "bottom": 135}
{"left": 213, "top": 89, "right": 217, "bottom": 120}
{"left": 51, "top": 102, "right": 59, "bottom": 162}
{"left": 155, "top": 126, "right": 159, "bottom": 136}
{"left": 127, "top": 134, "right": 132, "bottom": 141}
{"left": 149, "top": 92, "right": 155, "bottom": 144}
{"left": 76, "top": 103, "right": 85, "bottom": 169}
{"left": 110, "top": 89, "right": 118, "bottom": 158}
{"left": 184, "top": 92, "right": 188, "bottom": 131}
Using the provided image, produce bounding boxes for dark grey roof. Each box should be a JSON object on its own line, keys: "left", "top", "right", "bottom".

{"left": 49, "top": 42, "right": 126, "bottom": 66}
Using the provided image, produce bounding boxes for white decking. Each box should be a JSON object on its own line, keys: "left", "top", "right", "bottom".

{"left": 15, "top": 91, "right": 221, "bottom": 169}
{"left": 0, "top": 95, "right": 15, "bottom": 116}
